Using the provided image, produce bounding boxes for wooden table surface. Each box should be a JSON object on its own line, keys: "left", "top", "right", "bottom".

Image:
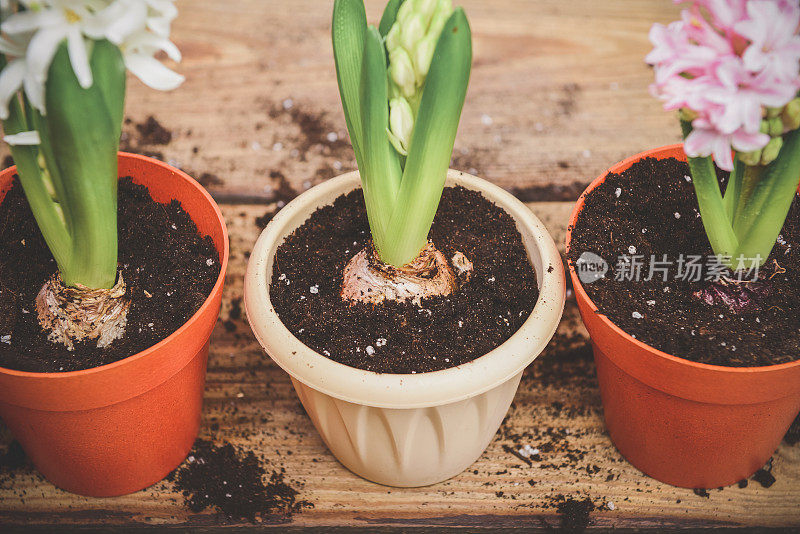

{"left": 1, "top": 0, "right": 798, "bottom": 531}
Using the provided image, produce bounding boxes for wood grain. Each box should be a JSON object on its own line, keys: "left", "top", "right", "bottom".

{"left": 1, "top": 202, "right": 798, "bottom": 530}
{"left": 1, "top": 0, "right": 684, "bottom": 203}
{"left": 1, "top": 0, "right": 798, "bottom": 530}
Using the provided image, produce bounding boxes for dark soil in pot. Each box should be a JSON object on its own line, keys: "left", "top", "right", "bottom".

{"left": 270, "top": 186, "right": 540, "bottom": 374}
{"left": 0, "top": 177, "right": 220, "bottom": 372}
{"left": 568, "top": 156, "right": 800, "bottom": 367}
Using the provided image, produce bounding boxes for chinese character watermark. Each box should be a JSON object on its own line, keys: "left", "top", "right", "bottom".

{"left": 574, "top": 252, "right": 762, "bottom": 284}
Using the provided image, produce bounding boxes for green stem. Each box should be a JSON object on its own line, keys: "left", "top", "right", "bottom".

{"left": 731, "top": 164, "right": 764, "bottom": 239}
{"left": 23, "top": 41, "right": 125, "bottom": 289}
{"left": 359, "top": 25, "right": 402, "bottom": 256}
{"left": 681, "top": 120, "right": 739, "bottom": 262}
{"left": 383, "top": 8, "right": 471, "bottom": 266}
{"left": 2, "top": 96, "right": 71, "bottom": 265}
{"left": 733, "top": 128, "right": 800, "bottom": 268}
{"left": 722, "top": 154, "right": 744, "bottom": 222}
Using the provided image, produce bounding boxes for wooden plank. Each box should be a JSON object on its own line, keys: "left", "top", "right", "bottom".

{"left": 0, "top": 0, "right": 683, "bottom": 202}
{"left": 1, "top": 201, "right": 798, "bottom": 530}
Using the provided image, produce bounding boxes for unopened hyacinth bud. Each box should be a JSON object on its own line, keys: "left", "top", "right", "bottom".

{"left": 386, "top": 0, "right": 454, "bottom": 155}
{"left": 766, "top": 106, "right": 783, "bottom": 119}
{"left": 759, "top": 117, "right": 783, "bottom": 137}
{"left": 389, "top": 48, "right": 416, "bottom": 98}
{"left": 739, "top": 149, "right": 762, "bottom": 167}
{"left": 414, "top": 33, "right": 437, "bottom": 83}
{"left": 388, "top": 97, "right": 414, "bottom": 154}
{"left": 782, "top": 98, "right": 800, "bottom": 131}
{"left": 767, "top": 117, "right": 783, "bottom": 137}
{"left": 760, "top": 137, "right": 783, "bottom": 166}
{"left": 679, "top": 108, "right": 698, "bottom": 123}
{"left": 401, "top": 13, "right": 426, "bottom": 51}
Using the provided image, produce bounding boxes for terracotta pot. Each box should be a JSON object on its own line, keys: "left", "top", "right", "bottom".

{"left": 245, "top": 170, "right": 565, "bottom": 487}
{"left": 566, "top": 144, "right": 800, "bottom": 489}
{"left": 0, "top": 153, "right": 229, "bottom": 497}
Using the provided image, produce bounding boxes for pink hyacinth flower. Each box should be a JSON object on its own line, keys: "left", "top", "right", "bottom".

{"left": 650, "top": 0, "right": 800, "bottom": 171}
{"left": 736, "top": 0, "right": 800, "bottom": 82}
{"left": 684, "top": 118, "right": 770, "bottom": 170}
{"left": 678, "top": 0, "right": 748, "bottom": 33}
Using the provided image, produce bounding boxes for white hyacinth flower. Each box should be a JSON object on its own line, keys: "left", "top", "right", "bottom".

{"left": 94, "top": 0, "right": 183, "bottom": 89}
{"left": 4, "top": 130, "right": 41, "bottom": 145}
{"left": 142, "top": 0, "right": 177, "bottom": 37}
{"left": 3, "top": 1, "right": 108, "bottom": 90}
{"left": 94, "top": 0, "right": 177, "bottom": 44}
{"left": 0, "top": 0, "right": 182, "bottom": 116}
{"left": 0, "top": 32, "right": 45, "bottom": 119}
{"left": 120, "top": 29, "right": 183, "bottom": 91}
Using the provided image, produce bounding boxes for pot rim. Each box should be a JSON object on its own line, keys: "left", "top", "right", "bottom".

{"left": 0, "top": 152, "right": 230, "bottom": 380}
{"left": 244, "top": 169, "right": 566, "bottom": 409}
{"left": 566, "top": 143, "right": 800, "bottom": 375}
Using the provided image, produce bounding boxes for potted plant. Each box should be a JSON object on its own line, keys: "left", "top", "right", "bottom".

{"left": 566, "top": 0, "right": 800, "bottom": 488}
{"left": 0, "top": 1, "right": 228, "bottom": 496}
{"left": 245, "top": 0, "right": 564, "bottom": 487}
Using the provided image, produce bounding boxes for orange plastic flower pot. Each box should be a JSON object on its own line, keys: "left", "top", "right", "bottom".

{"left": 0, "top": 153, "right": 229, "bottom": 497}
{"left": 566, "top": 144, "right": 800, "bottom": 489}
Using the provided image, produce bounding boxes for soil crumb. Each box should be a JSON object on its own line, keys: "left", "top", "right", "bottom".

{"left": 0, "top": 440, "right": 27, "bottom": 489}
{"left": 119, "top": 116, "right": 173, "bottom": 160}
{"left": 785, "top": 413, "right": 800, "bottom": 446}
{"left": 255, "top": 206, "right": 282, "bottom": 229}
{"left": 135, "top": 116, "right": 172, "bottom": 146}
{"left": 170, "top": 439, "right": 311, "bottom": 523}
{"left": 0, "top": 441, "right": 25, "bottom": 472}
{"left": 196, "top": 172, "right": 224, "bottom": 188}
{"left": 267, "top": 170, "right": 297, "bottom": 206}
{"left": 555, "top": 496, "right": 595, "bottom": 532}
{"left": 752, "top": 459, "right": 776, "bottom": 489}
{"left": 254, "top": 172, "right": 296, "bottom": 229}
{"left": 267, "top": 102, "right": 351, "bottom": 159}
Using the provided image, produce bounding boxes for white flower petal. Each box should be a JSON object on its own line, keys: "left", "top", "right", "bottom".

{"left": 104, "top": 1, "right": 148, "bottom": 44}
{"left": 4, "top": 130, "right": 41, "bottom": 145}
{"left": 146, "top": 15, "right": 172, "bottom": 37}
{"left": 156, "top": 36, "right": 181, "bottom": 62}
{"left": 147, "top": 0, "right": 178, "bottom": 20}
{"left": 84, "top": 0, "right": 112, "bottom": 11}
{"left": 126, "top": 31, "right": 181, "bottom": 62}
{"left": 82, "top": 12, "right": 115, "bottom": 40}
{"left": 0, "top": 59, "right": 26, "bottom": 119}
{"left": 2, "top": 0, "right": 183, "bottom": 98}
{"left": 1, "top": 10, "right": 56, "bottom": 36}
{"left": 23, "top": 72, "right": 46, "bottom": 115}
{"left": 67, "top": 26, "right": 92, "bottom": 88}
{"left": 27, "top": 26, "right": 69, "bottom": 83}
{"left": 124, "top": 52, "right": 183, "bottom": 91}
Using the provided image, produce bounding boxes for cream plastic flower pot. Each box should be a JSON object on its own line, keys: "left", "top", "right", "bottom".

{"left": 244, "top": 170, "right": 565, "bottom": 487}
